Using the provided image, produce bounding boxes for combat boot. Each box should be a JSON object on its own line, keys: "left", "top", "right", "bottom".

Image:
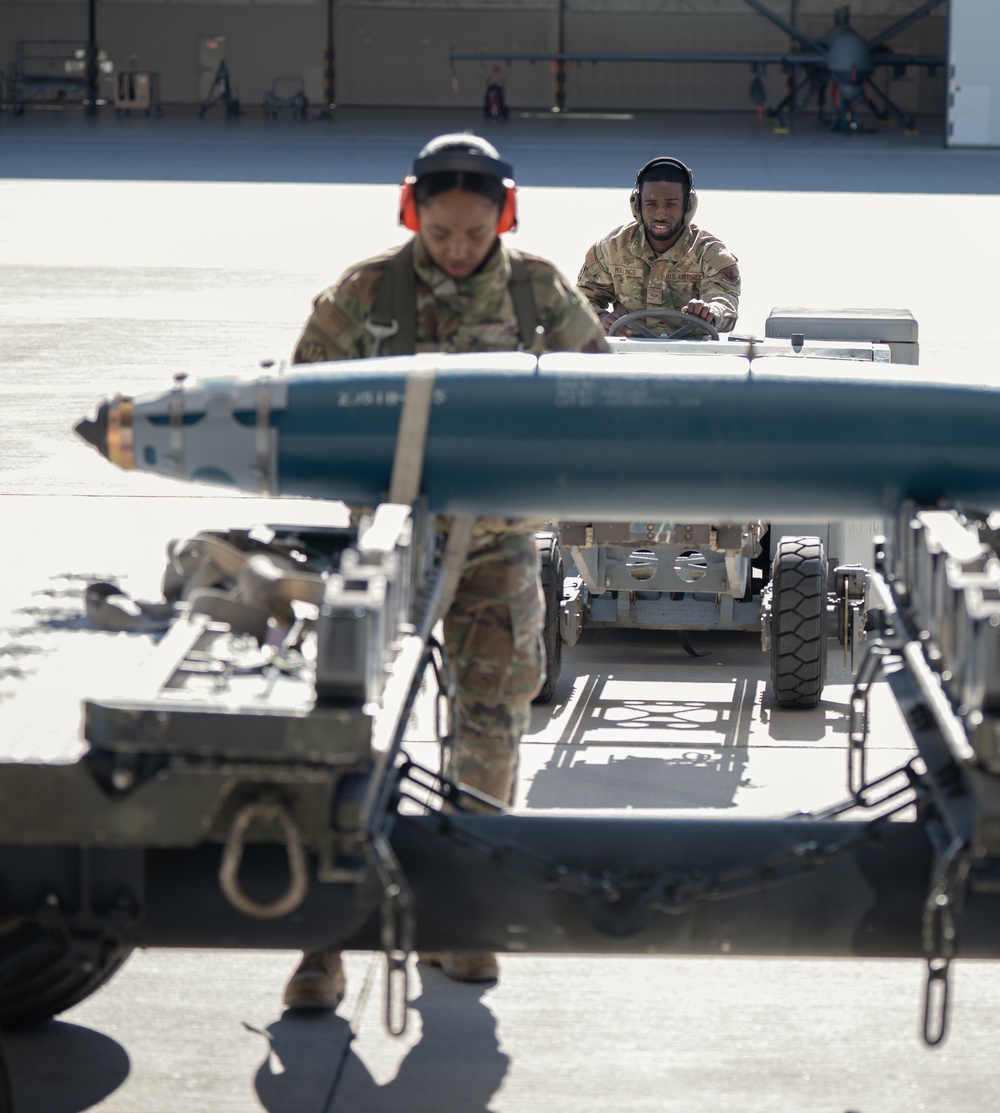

{"left": 419, "top": 951, "right": 498, "bottom": 983}
{"left": 283, "top": 949, "right": 345, "bottom": 1009}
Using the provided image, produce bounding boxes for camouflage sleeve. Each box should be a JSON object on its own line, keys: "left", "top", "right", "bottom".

{"left": 291, "top": 263, "right": 385, "bottom": 364}
{"left": 699, "top": 244, "right": 741, "bottom": 334}
{"left": 533, "top": 261, "right": 610, "bottom": 353}
{"left": 575, "top": 239, "right": 617, "bottom": 316}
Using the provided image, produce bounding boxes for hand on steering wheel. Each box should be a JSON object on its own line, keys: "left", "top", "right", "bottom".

{"left": 607, "top": 308, "right": 720, "bottom": 341}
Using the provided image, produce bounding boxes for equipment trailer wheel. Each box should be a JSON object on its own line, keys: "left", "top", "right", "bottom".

{"left": 769, "top": 536, "right": 828, "bottom": 709}
{"left": 0, "top": 921, "right": 133, "bottom": 1029}
{"left": 533, "top": 531, "right": 564, "bottom": 704}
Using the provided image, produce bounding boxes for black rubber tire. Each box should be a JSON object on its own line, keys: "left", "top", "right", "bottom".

{"left": 769, "top": 536, "right": 828, "bottom": 709}
{"left": 0, "top": 921, "right": 133, "bottom": 1030}
{"left": 532, "top": 531, "right": 564, "bottom": 705}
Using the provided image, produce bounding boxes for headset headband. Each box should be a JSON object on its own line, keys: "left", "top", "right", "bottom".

{"left": 410, "top": 139, "right": 514, "bottom": 184}
{"left": 400, "top": 134, "right": 518, "bottom": 234}
{"left": 634, "top": 156, "right": 694, "bottom": 194}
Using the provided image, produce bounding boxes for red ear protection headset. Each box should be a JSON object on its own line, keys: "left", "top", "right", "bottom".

{"left": 629, "top": 156, "right": 695, "bottom": 221}
{"left": 398, "top": 134, "right": 518, "bottom": 234}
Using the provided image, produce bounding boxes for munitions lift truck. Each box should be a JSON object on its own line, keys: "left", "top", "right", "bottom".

{"left": 547, "top": 305, "right": 920, "bottom": 709}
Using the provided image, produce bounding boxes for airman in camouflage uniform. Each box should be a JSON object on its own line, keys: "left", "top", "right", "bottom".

{"left": 283, "top": 133, "right": 607, "bottom": 1009}
{"left": 295, "top": 236, "right": 604, "bottom": 365}
{"left": 578, "top": 156, "right": 740, "bottom": 336}
{"left": 292, "top": 195, "right": 606, "bottom": 805}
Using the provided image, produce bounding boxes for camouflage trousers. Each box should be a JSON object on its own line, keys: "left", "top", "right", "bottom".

{"left": 443, "top": 532, "right": 545, "bottom": 806}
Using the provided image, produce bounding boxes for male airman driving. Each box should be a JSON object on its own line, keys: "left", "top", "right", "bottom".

{"left": 577, "top": 156, "right": 740, "bottom": 336}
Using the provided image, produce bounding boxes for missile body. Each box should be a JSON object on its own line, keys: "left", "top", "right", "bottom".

{"left": 76, "top": 352, "right": 1000, "bottom": 520}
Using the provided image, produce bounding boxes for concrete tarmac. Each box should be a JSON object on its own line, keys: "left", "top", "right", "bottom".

{"left": 2, "top": 107, "right": 1000, "bottom": 1112}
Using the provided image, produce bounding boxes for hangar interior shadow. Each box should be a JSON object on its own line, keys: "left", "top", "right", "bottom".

{"left": 3, "top": 107, "right": 998, "bottom": 195}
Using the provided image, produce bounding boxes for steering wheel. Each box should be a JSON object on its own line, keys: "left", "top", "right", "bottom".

{"left": 608, "top": 308, "right": 720, "bottom": 341}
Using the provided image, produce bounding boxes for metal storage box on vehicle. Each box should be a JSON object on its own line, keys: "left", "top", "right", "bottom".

{"left": 765, "top": 307, "right": 918, "bottom": 364}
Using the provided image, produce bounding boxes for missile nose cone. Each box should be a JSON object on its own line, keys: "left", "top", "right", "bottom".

{"left": 75, "top": 401, "right": 109, "bottom": 456}
{"left": 75, "top": 394, "right": 135, "bottom": 469}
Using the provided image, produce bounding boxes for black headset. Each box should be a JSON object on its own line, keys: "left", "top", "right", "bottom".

{"left": 630, "top": 157, "right": 696, "bottom": 219}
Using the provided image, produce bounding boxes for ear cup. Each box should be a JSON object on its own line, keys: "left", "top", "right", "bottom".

{"left": 399, "top": 179, "right": 420, "bottom": 231}
{"left": 629, "top": 188, "right": 640, "bottom": 221}
{"left": 633, "top": 157, "right": 695, "bottom": 220}
{"left": 401, "top": 179, "right": 518, "bottom": 234}
{"left": 497, "top": 184, "right": 518, "bottom": 233}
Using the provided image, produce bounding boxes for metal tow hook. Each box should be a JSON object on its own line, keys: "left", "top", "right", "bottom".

{"left": 219, "top": 797, "right": 309, "bottom": 919}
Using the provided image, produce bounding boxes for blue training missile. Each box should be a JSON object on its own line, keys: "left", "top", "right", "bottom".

{"left": 75, "top": 351, "right": 1000, "bottom": 520}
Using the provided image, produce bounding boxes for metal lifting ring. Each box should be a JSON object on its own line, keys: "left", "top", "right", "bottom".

{"left": 219, "top": 799, "right": 309, "bottom": 919}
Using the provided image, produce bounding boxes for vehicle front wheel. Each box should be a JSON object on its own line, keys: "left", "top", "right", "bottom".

{"left": 769, "top": 536, "right": 828, "bottom": 708}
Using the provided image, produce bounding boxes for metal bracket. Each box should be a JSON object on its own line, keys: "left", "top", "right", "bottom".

{"left": 168, "top": 373, "right": 187, "bottom": 479}
{"left": 363, "top": 316, "right": 400, "bottom": 357}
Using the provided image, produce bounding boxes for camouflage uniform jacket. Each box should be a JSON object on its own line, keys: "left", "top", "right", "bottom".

{"left": 293, "top": 235, "right": 608, "bottom": 362}
{"left": 576, "top": 194, "right": 740, "bottom": 333}
{"left": 293, "top": 236, "right": 608, "bottom": 544}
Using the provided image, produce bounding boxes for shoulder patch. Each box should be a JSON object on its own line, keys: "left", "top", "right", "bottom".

{"left": 297, "top": 340, "right": 328, "bottom": 364}
{"left": 313, "top": 295, "right": 352, "bottom": 335}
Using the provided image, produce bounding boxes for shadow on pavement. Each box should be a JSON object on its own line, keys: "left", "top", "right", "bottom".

{"left": 255, "top": 983, "right": 507, "bottom": 1113}
{"left": 526, "top": 745, "right": 750, "bottom": 811}
{"left": 527, "top": 656, "right": 758, "bottom": 808}
{"left": 4, "top": 1020, "right": 130, "bottom": 1111}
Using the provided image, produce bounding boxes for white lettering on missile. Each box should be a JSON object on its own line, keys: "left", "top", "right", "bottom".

{"left": 336, "top": 388, "right": 447, "bottom": 407}
{"left": 553, "top": 383, "right": 704, "bottom": 409}
{"left": 336, "top": 390, "right": 402, "bottom": 407}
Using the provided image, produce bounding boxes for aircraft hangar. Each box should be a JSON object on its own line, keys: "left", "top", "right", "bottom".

{"left": 0, "top": 1, "right": 994, "bottom": 144}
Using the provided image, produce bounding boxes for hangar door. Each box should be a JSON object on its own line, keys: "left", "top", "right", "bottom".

{"left": 948, "top": 0, "right": 1000, "bottom": 146}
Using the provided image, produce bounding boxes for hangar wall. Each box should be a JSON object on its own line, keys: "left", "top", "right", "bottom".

{"left": 0, "top": 0, "right": 947, "bottom": 116}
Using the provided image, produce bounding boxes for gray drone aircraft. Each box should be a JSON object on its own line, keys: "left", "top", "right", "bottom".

{"left": 449, "top": 0, "right": 947, "bottom": 133}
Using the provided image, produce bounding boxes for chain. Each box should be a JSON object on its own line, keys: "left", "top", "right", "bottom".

{"left": 371, "top": 832, "right": 415, "bottom": 1038}
{"left": 921, "top": 836, "right": 971, "bottom": 1047}
{"left": 848, "top": 640, "right": 894, "bottom": 798}
{"left": 427, "top": 636, "right": 457, "bottom": 785}
{"left": 395, "top": 757, "right": 922, "bottom": 934}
